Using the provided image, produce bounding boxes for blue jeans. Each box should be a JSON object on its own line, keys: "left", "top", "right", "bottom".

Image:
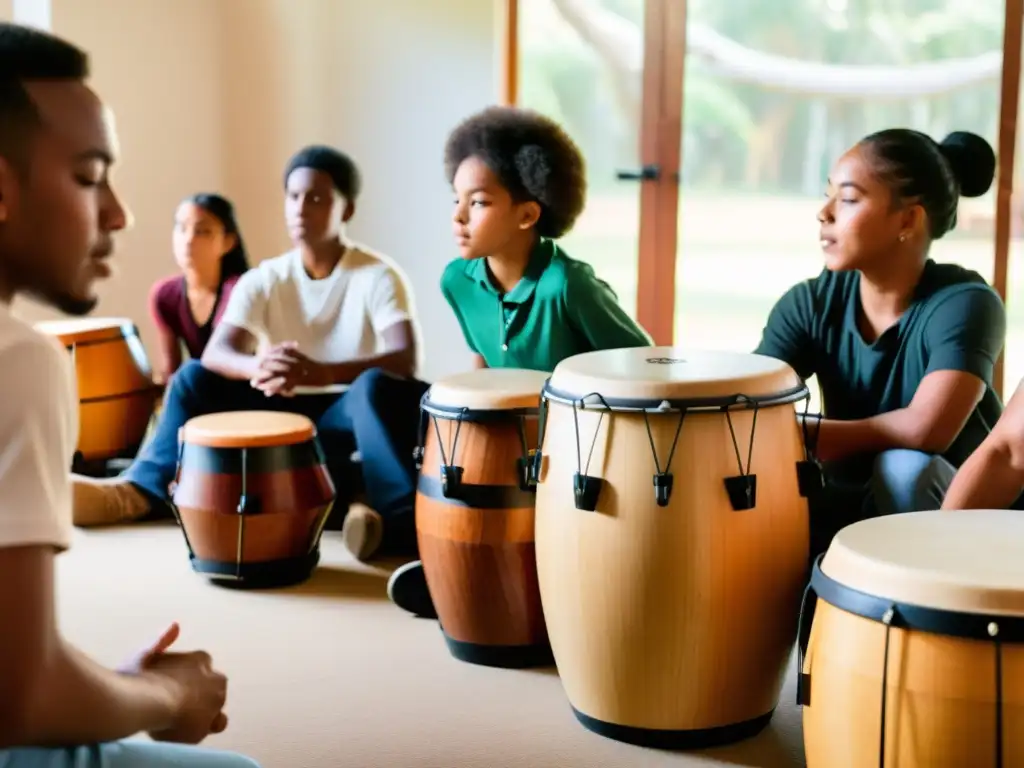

{"left": 0, "top": 741, "right": 259, "bottom": 767}
{"left": 126, "top": 360, "right": 428, "bottom": 554}
{"left": 807, "top": 448, "right": 956, "bottom": 561}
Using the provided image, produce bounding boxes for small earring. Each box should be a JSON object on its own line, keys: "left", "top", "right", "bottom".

{"left": 899, "top": 232, "right": 907, "bottom": 243}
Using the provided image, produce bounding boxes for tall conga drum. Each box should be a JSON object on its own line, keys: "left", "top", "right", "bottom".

{"left": 35, "top": 317, "right": 159, "bottom": 466}
{"left": 170, "top": 411, "right": 336, "bottom": 588}
{"left": 416, "top": 368, "right": 553, "bottom": 668}
{"left": 534, "top": 347, "right": 811, "bottom": 748}
{"left": 800, "top": 509, "right": 1024, "bottom": 767}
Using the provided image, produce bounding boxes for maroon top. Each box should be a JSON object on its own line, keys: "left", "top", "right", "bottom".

{"left": 148, "top": 274, "right": 240, "bottom": 364}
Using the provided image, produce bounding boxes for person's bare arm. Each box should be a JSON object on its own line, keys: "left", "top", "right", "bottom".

{"left": 805, "top": 370, "right": 985, "bottom": 463}
{"left": 471, "top": 354, "right": 486, "bottom": 370}
{"left": 199, "top": 323, "right": 262, "bottom": 382}
{"left": 148, "top": 282, "right": 182, "bottom": 386}
{"left": 317, "top": 320, "right": 417, "bottom": 383}
{"left": 942, "top": 379, "right": 1024, "bottom": 510}
{"left": 0, "top": 545, "right": 178, "bottom": 748}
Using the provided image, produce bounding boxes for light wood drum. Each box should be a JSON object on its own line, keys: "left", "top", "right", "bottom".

{"left": 171, "top": 411, "right": 336, "bottom": 588}
{"left": 416, "top": 368, "right": 553, "bottom": 668}
{"left": 800, "top": 509, "right": 1024, "bottom": 767}
{"left": 534, "top": 347, "right": 811, "bottom": 748}
{"left": 36, "top": 317, "right": 159, "bottom": 465}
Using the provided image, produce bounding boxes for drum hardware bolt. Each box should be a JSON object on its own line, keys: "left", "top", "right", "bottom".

{"left": 529, "top": 450, "right": 544, "bottom": 485}
{"left": 796, "top": 459, "right": 824, "bottom": 498}
{"left": 882, "top": 608, "right": 895, "bottom": 625}
{"left": 653, "top": 472, "right": 674, "bottom": 507}
{"left": 656, "top": 400, "right": 673, "bottom": 412}
{"left": 723, "top": 474, "right": 758, "bottom": 511}
{"left": 516, "top": 455, "right": 536, "bottom": 491}
{"left": 573, "top": 471, "right": 604, "bottom": 512}
{"left": 988, "top": 622, "right": 999, "bottom": 637}
{"left": 440, "top": 464, "right": 465, "bottom": 499}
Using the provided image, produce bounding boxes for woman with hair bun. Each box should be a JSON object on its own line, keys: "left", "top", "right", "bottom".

{"left": 754, "top": 128, "right": 1006, "bottom": 559}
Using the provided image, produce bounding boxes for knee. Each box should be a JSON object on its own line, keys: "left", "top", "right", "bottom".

{"left": 167, "top": 359, "right": 215, "bottom": 395}
{"left": 871, "top": 449, "right": 943, "bottom": 515}
{"left": 346, "top": 367, "right": 387, "bottom": 403}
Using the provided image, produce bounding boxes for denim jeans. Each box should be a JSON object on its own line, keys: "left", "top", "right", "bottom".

{"left": 125, "top": 359, "right": 428, "bottom": 554}
{"left": 0, "top": 741, "right": 260, "bottom": 768}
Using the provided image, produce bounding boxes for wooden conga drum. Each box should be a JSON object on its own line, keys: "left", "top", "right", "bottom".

{"left": 35, "top": 317, "right": 159, "bottom": 466}
{"left": 800, "top": 509, "right": 1024, "bottom": 767}
{"left": 534, "top": 347, "right": 811, "bottom": 748}
{"left": 171, "top": 411, "right": 336, "bottom": 588}
{"left": 416, "top": 368, "right": 553, "bottom": 668}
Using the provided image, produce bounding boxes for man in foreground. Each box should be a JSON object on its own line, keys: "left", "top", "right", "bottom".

{"left": 0, "top": 22, "right": 259, "bottom": 768}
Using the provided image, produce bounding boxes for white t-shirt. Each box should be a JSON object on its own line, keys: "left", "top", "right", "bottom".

{"left": 220, "top": 241, "right": 419, "bottom": 394}
{"left": 0, "top": 305, "right": 77, "bottom": 552}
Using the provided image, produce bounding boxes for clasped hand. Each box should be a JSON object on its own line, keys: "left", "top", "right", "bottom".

{"left": 118, "top": 622, "right": 229, "bottom": 745}
{"left": 250, "top": 341, "right": 325, "bottom": 396}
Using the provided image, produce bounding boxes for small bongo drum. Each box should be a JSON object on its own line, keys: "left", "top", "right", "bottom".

{"left": 533, "top": 347, "right": 812, "bottom": 748}
{"left": 171, "top": 411, "right": 336, "bottom": 588}
{"left": 800, "top": 509, "right": 1024, "bottom": 767}
{"left": 416, "top": 367, "right": 552, "bottom": 668}
{"left": 35, "top": 317, "right": 159, "bottom": 467}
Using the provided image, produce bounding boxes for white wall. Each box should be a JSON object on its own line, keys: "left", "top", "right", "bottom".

{"left": 13, "top": 0, "right": 497, "bottom": 382}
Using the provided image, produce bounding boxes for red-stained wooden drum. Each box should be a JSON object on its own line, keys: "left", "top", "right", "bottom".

{"left": 171, "top": 411, "right": 336, "bottom": 588}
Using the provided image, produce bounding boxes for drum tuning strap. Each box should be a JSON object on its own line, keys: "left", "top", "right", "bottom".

{"left": 992, "top": 624, "right": 1004, "bottom": 768}
{"left": 723, "top": 400, "right": 759, "bottom": 511}
{"left": 413, "top": 409, "right": 429, "bottom": 470}
{"left": 167, "top": 438, "right": 197, "bottom": 561}
{"left": 641, "top": 408, "right": 686, "bottom": 507}
{"left": 233, "top": 447, "right": 254, "bottom": 579}
{"left": 797, "top": 396, "right": 825, "bottom": 498}
{"left": 431, "top": 409, "right": 467, "bottom": 499}
{"left": 571, "top": 393, "right": 609, "bottom": 512}
{"left": 877, "top": 603, "right": 896, "bottom": 768}
{"left": 795, "top": 576, "right": 817, "bottom": 707}
{"left": 530, "top": 397, "right": 549, "bottom": 485}
{"left": 514, "top": 415, "right": 535, "bottom": 492}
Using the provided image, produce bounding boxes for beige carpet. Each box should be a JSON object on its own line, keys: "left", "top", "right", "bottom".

{"left": 56, "top": 522, "right": 807, "bottom": 768}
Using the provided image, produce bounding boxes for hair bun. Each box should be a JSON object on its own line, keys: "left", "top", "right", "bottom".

{"left": 939, "top": 131, "right": 996, "bottom": 198}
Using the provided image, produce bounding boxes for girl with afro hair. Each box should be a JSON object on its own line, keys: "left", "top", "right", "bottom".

{"left": 387, "top": 107, "right": 653, "bottom": 620}
{"left": 439, "top": 105, "right": 651, "bottom": 372}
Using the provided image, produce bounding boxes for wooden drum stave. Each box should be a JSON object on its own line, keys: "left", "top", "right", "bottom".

{"left": 800, "top": 509, "right": 1024, "bottom": 767}
{"left": 415, "top": 368, "right": 553, "bottom": 669}
{"left": 35, "top": 317, "right": 159, "bottom": 467}
{"left": 171, "top": 411, "right": 336, "bottom": 589}
{"left": 533, "top": 347, "right": 812, "bottom": 748}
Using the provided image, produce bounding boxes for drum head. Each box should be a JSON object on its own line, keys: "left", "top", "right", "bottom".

{"left": 545, "top": 346, "right": 803, "bottom": 406}
{"left": 822, "top": 509, "right": 1024, "bottom": 617}
{"left": 425, "top": 368, "right": 549, "bottom": 412}
{"left": 35, "top": 317, "right": 135, "bottom": 344}
{"left": 182, "top": 411, "right": 316, "bottom": 448}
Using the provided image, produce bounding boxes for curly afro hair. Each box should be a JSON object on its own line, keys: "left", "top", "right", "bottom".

{"left": 444, "top": 106, "right": 587, "bottom": 240}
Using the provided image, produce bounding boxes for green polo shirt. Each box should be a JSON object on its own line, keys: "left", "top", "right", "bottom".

{"left": 755, "top": 260, "right": 1006, "bottom": 477}
{"left": 440, "top": 239, "right": 652, "bottom": 372}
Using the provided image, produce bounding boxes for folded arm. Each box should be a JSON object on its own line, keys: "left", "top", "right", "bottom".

{"left": 313, "top": 320, "right": 417, "bottom": 384}
{"left": 803, "top": 369, "right": 986, "bottom": 462}
{"left": 200, "top": 323, "right": 261, "bottom": 381}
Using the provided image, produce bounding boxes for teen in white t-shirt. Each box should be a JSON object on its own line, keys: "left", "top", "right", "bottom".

{"left": 73, "top": 146, "right": 428, "bottom": 563}
{"left": 0, "top": 22, "right": 259, "bottom": 767}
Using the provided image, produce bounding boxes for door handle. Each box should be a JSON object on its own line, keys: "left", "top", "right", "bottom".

{"left": 615, "top": 164, "right": 660, "bottom": 181}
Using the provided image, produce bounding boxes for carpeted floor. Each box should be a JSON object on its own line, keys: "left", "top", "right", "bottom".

{"left": 56, "top": 522, "right": 807, "bottom": 768}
